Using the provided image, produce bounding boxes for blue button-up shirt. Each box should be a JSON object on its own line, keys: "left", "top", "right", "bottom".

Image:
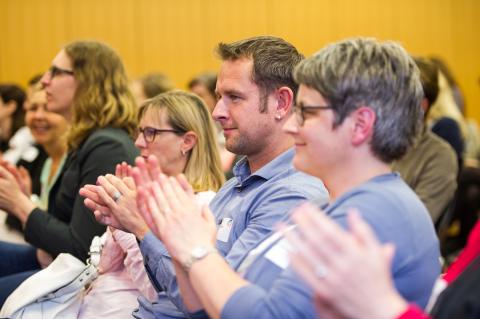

{"left": 133, "top": 148, "right": 328, "bottom": 318}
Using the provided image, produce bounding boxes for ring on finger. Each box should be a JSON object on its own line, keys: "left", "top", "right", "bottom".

{"left": 314, "top": 264, "right": 328, "bottom": 279}
{"left": 112, "top": 191, "right": 122, "bottom": 202}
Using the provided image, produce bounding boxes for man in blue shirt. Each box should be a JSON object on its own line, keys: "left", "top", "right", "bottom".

{"left": 90, "top": 36, "right": 328, "bottom": 318}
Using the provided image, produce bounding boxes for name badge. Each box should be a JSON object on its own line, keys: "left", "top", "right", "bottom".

{"left": 216, "top": 218, "right": 233, "bottom": 242}
{"left": 265, "top": 238, "right": 292, "bottom": 269}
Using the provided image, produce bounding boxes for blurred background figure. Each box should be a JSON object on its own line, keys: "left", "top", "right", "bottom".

{"left": 188, "top": 72, "right": 217, "bottom": 112}
{"left": 0, "top": 84, "right": 36, "bottom": 165}
{"left": 5, "top": 83, "right": 68, "bottom": 233}
{"left": 188, "top": 71, "right": 238, "bottom": 178}
{"left": 130, "top": 72, "right": 174, "bottom": 106}
{"left": 392, "top": 57, "right": 458, "bottom": 225}
{"left": 426, "top": 57, "right": 467, "bottom": 168}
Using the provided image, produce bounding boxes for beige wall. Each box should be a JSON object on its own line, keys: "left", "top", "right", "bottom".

{"left": 1, "top": 0, "right": 479, "bottom": 119}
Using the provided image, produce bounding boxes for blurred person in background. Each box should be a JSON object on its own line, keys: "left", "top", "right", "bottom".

{"left": 131, "top": 72, "right": 174, "bottom": 106}
{"left": 188, "top": 72, "right": 238, "bottom": 178}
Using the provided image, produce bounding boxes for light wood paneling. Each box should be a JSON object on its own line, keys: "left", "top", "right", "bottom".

{"left": 1, "top": 0, "right": 479, "bottom": 119}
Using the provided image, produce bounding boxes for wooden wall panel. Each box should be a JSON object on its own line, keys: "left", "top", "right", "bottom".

{"left": 1, "top": 0, "right": 479, "bottom": 119}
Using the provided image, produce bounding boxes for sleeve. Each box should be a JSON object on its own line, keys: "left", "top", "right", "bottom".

{"left": 24, "top": 131, "right": 138, "bottom": 261}
{"left": 396, "top": 304, "right": 431, "bottom": 319}
{"left": 98, "top": 229, "right": 125, "bottom": 273}
{"left": 411, "top": 143, "right": 458, "bottom": 222}
{"left": 113, "top": 230, "right": 157, "bottom": 301}
{"left": 142, "top": 181, "right": 328, "bottom": 316}
{"left": 221, "top": 267, "right": 316, "bottom": 319}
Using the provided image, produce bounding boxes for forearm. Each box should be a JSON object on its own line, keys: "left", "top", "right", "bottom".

{"left": 12, "top": 193, "right": 36, "bottom": 225}
{"left": 172, "top": 260, "right": 203, "bottom": 312}
{"left": 189, "top": 254, "right": 248, "bottom": 319}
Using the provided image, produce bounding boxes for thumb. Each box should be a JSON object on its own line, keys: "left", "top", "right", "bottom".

{"left": 382, "top": 243, "right": 396, "bottom": 268}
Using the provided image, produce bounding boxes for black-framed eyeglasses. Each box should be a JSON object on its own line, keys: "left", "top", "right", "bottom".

{"left": 293, "top": 104, "right": 333, "bottom": 126}
{"left": 48, "top": 65, "right": 74, "bottom": 79}
{"left": 137, "top": 126, "right": 184, "bottom": 143}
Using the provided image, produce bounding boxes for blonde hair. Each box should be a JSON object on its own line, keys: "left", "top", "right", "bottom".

{"left": 64, "top": 40, "right": 137, "bottom": 149}
{"left": 138, "top": 90, "right": 224, "bottom": 192}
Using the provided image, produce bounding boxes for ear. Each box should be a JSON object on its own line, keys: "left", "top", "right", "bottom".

{"left": 420, "top": 98, "right": 429, "bottom": 119}
{"left": 351, "top": 106, "right": 376, "bottom": 146}
{"left": 181, "top": 131, "right": 198, "bottom": 154}
{"left": 273, "top": 86, "right": 294, "bottom": 120}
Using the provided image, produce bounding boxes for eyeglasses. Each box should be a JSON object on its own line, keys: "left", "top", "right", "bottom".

{"left": 48, "top": 65, "right": 74, "bottom": 79}
{"left": 137, "top": 126, "right": 184, "bottom": 143}
{"left": 293, "top": 104, "right": 333, "bottom": 126}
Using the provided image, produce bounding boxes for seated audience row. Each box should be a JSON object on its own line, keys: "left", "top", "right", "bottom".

{"left": 0, "top": 35, "right": 477, "bottom": 319}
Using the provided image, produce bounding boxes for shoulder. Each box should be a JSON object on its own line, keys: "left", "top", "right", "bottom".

{"left": 76, "top": 128, "right": 138, "bottom": 163}
{"left": 263, "top": 163, "right": 328, "bottom": 195}
{"left": 328, "top": 175, "right": 428, "bottom": 228}
{"left": 83, "top": 127, "right": 133, "bottom": 148}
{"left": 78, "top": 128, "right": 137, "bottom": 159}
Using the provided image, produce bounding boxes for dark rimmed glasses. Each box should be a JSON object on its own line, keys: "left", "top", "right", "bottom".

{"left": 137, "top": 126, "right": 184, "bottom": 143}
{"left": 48, "top": 65, "right": 74, "bottom": 78}
{"left": 293, "top": 104, "right": 333, "bottom": 126}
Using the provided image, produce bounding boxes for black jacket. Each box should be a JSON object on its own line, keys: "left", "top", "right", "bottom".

{"left": 24, "top": 127, "right": 138, "bottom": 261}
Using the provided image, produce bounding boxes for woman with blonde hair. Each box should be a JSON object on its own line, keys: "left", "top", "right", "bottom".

{"left": 0, "top": 40, "right": 138, "bottom": 305}
{"left": 78, "top": 90, "right": 224, "bottom": 318}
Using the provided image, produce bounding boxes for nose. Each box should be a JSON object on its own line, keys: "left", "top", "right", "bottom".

{"left": 212, "top": 98, "right": 228, "bottom": 124}
{"left": 134, "top": 132, "right": 147, "bottom": 149}
{"left": 32, "top": 105, "right": 47, "bottom": 119}
{"left": 40, "top": 71, "right": 51, "bottom": 88}
{"left": 282, "top": 113, "right": 299, "bottom": 135}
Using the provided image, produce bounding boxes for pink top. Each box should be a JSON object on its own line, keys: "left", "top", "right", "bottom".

{"left": 78, "top": 191, "right": 216, "bottom": 319}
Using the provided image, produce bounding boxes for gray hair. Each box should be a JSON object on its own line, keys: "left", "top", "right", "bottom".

{"left": 217, "top": 35, "right": 304, "bottom": 112}
{"left": 294, "top": 37, "right": 423, "bottom": 163}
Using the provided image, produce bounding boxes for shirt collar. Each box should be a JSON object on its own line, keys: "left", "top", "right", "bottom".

{"left": 232, "top": 148, "right": 295, "bottom": 187}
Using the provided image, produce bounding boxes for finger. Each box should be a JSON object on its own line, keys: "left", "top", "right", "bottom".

{"left": 135, "top": 156, "right": 151, "bottom": 185}
{"left": 289, "top": 252, "right": 332, "bottom": 301}
{"left": 95, "top": 182, "right": 120, "bottom": 209}
{"left": 150, "top": 177, "right": 173, "bottom": 217}
{"left": 97, "top": 175, "right": 122, "bottom": 201}
{"left": 137, "top": 186, "right": 157, "bottom": 233}
{"left": 382, "top": 243, "right": 396, "bottom": 269}
{"left": 85, "top": 197, "right": 111, "bottom": 215}
{"left": 201, "top": 205, "right": 217, "bottom": 238}
{"left": 120, "top": 162, "right": 128, "bottom": 178}
{"left": 144, "top": 183, "right": 167, "bottom": 237}
{"left": 123, "top": 176, "right": 136, "bottom": 190}
{"left": 146, "top": 155, "right": 162, "bottom": 179}
{"left": 176, "top": 174, "right": 195, "bottom": 197}
{"left": 79, "top": 185, "right": 105, "bottom": 205}
{"left": 84, "top": 198, "right": 98, "bottom": 211}
{"left": 105, "top": 174, "right": 132, "bottom": 196}
{"left": 159, "top": 175, "right": 186, "bottom": 216}
{"left": 132, "top": 166, "right": 145, "bottom": 189}
{"left": 94, "top": 210, "right": 114, "bottom": 226}
{"left": 125, "top": 163, "right": 133, "bottom": 177}
{"left": 0, "top": 166, "right": 14, "bottom": 180}
{"left": 18, "top": 166, "right": 29, "bottom": 179}
{"left": 115, "top": 163, "right": 122, "bottom": 178}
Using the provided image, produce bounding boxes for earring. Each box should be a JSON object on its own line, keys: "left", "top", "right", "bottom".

{"left": 275, "top": 114, "right": 282, "bottom": 120}
{"left": 181, "top": 150, "right": 186, "bottom": 156}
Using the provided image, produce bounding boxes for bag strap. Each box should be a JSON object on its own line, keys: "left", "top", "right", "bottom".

{"left": 87, "top": 235, "right": 103, "bottom": 267}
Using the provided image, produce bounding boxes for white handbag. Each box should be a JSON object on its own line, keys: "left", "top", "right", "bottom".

{"left": 0, "top": 236, "right": 103, "bottom": 319}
